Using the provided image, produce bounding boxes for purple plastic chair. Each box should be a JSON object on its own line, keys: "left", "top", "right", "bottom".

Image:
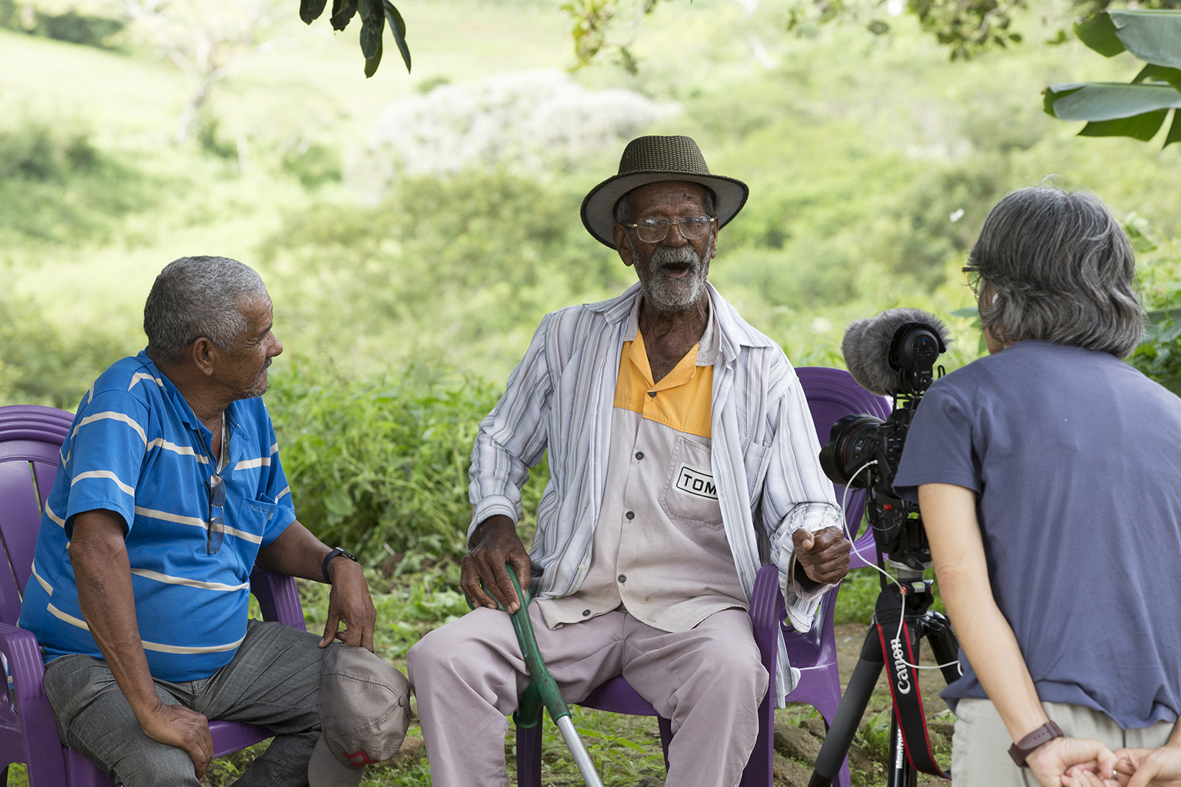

{"left": 0, "top": 404, "right": 308, "bottom": 787}
{"left": 515, "top": 367, "right": 890, "bottom": 787}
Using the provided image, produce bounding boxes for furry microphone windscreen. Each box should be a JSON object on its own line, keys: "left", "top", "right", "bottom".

{"left": 841, "top": 308, "right": 950, "bottom": 397}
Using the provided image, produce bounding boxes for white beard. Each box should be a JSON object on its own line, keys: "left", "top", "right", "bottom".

{"left": 634, "top": 242, "right": 708, "bottom": 312}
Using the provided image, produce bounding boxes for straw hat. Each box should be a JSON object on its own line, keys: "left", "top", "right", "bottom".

{"left": 581, "top": 135, "right": 749, "bottom": 249}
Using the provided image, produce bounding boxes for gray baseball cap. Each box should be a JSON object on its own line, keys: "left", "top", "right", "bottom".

{"left": 308, "top": 645, "right": 412, "bottom": 787}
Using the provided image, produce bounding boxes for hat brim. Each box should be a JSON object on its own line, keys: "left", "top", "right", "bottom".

{"left": 581, "top": 172, "right": 749, "bottom": 249}
{"left": 308, "top": 735, "right": 365, "bottom": 787}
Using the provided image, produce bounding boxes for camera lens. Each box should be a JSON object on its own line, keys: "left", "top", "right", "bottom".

{"left": 819, "top": 414, "right": 884, "bottom": 488}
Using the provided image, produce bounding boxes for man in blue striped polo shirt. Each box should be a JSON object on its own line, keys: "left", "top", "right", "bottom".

{"left": 19, "top": 256, "right": 379, "bottom": 786}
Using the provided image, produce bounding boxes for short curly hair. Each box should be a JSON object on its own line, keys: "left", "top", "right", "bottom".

{"left": 143, "top": 256, "right": 267, "bottom": 365}
{"left": 968, "top": 186, "right": 1144, "bottom": 358}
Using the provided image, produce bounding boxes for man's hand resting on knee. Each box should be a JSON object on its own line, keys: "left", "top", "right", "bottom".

{"left": 462, "top": 515, "right": 532, "bottom": 614}
{"left": 137, "top": 700, "right": 214, "bottom": 778}
{"left": 792, "top": 526, "right": 852, "bottom": 589}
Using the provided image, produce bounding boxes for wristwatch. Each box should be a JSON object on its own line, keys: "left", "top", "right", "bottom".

{"left": 1008, "top": 720, "right": 1063, "bottom": 767}
{"left": 321, "top": 547, "right": 358, "bottom": 584}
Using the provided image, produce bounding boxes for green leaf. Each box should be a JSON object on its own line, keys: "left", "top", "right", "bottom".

{"left": 330, "top": 0, "right": 356, "bottom": 31}
{"left": 1134, "top": 65, "right": 1181, "bottom": 91}
{"left": 1146, "top": 307, "right": 1181, "bottom": 326}
{"left": 299, "top": 0, "right": 329, "bottom": 24}
{"left": 1045, "top": 82, "right": 1181, "bottom": 122}
{"left": 1156, "top": 375, "right": 1181, "bottom": 397}
{"left": 383, "top": 1, "right": 411, "bottom": 73}
{"left": 359, "top": 0, "right": 384, "bottom": 60}
{"left": 324, "top": 487, "right": 355, "bottom": 524}
{"left": 949, "top": 307, "right": 979, "bottom": 319}
{"left": 365, "top": 38, "right": 383, "bottom": 78}
{"left": 1079, "top": 111, "right": 1168, "bottom": 141}
{"left": 867, "top": 19, "right": 889, "bottom": 35}
{"left": 1107, "top": 10, "right": 1181, "bottom": 69}
{"left": 1043, "top": 84, "right": 1082, "bottom": 116}
{"left": 1075, "top": 13, "right": 1124, "bottom": 57}
{"left": 1165, "top": 110, "right": 1181, "bottom": 148}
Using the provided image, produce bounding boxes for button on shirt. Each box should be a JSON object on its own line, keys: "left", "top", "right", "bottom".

{"left": 538, "top": 300, "right": 747, "bottom": 632}
{"left": 18, "top": 352, "right": 297, "bottom": 682}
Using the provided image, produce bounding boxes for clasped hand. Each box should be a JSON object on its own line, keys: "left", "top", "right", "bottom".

{"left": 1060, "top": 744, "right": 1181, "bottom": 787}
{"left": 792, "top": 526, "right": 852, "bottom": 588}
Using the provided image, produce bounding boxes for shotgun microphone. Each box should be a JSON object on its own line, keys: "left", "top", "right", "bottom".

{"left": 841, "top": 308, "right": 950, "bottom": 397}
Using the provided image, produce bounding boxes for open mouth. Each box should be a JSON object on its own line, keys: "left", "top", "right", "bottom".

{"left": 660, "top": 262, "right": 693, "bottom": 277}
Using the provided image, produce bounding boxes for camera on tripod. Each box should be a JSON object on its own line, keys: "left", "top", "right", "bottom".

{"left": 818, "top": 310, "right": 947, "bottom": 570}
{"left": 805, "top": 309, "right": 961, "bottom": 787}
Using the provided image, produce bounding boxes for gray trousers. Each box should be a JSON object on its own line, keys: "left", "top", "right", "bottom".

{"left": 44, "top": 619, "right": 327, "bottom": 787}
{"left": 951, "top": 698, "right": 1175, "bottom": 787}
{"left": 407, "top": 605, "right": 768, "bottom": 787}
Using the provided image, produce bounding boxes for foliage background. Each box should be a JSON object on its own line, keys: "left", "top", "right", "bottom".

{"left": 2, "top": 0, "right": 1180, "bottom": 782}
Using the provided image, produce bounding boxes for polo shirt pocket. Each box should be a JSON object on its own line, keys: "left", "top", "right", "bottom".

{"left": 659, "top": 435, "right": 723, "bottom": 528}
{"left": 233, "top": 496, "right": 276, "bottom": 544}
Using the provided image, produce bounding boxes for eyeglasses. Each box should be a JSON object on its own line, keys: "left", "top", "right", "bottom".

{"left": 621, "top": 215, "right": 715, "bottom": 243}
{"left": 207, "top": 473, "right": 225, "bottom": 555}
{"left": 962, "top": 266, "right": 983, "bottom": 296}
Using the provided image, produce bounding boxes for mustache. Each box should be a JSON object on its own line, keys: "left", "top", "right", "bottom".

{"left": 650, "top": 245, "right": 701, "bottom": 268}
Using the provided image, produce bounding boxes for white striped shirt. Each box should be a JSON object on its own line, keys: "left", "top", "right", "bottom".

{"left": 469, "top": 283, "right": 842, "bottom": 702}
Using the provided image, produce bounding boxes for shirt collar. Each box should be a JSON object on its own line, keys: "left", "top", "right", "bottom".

{"left": 621, "top": 288, "right": 719, "bottom": 368}
{"left": 136, "top": 349, "right": 239, "bottom": 459}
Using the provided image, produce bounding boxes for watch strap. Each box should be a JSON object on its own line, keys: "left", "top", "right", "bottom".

{"left": 321, "top": 547, "right": 357, "bottom": 584}
{"left": 1008, "top": 721, "right": 1063, "bottom": 767}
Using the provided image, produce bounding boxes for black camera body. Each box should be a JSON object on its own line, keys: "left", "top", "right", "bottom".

{"left": 819, "top": 318, "right": 947, "bottom": 570}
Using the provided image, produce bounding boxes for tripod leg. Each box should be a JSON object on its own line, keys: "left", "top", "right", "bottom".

{"left": 809, "top": 628, "right": 885, "bottom": 787}
{"left": 886, "top": 719, "right": 919, "bottom": 787}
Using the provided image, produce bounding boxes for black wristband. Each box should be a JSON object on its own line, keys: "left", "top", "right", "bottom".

{"left": 1008, "top": 721, "right": 1063, "bottom": 767}
{"left": 321, "top": 547, "right": 357, "bottom": 584}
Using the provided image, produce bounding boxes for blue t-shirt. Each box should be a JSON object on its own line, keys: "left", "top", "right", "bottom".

{"left": 18, "top": 352, "right": 297, "bottom": 682}
{"left": 894, "top": 340, "right": 1181, "bottom": 729}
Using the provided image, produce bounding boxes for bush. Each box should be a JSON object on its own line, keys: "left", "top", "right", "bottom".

{"left": 0, "top": 121, "right": 161, "bottom": 246}
{"left": 266, "top": 360, "right": 550, "bottom": 565}
{"left": 0, "top": 293, "right": 128, "bottom": 408}
{"left": 0, "top": 0, "right": 124, "bottom": 48}
{"left": 262, "top": 169, "right": 627, "bottom": 377}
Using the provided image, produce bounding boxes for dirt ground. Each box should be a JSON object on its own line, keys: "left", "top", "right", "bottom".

{"left": 769, "top": 623, "right": 955, "bottom": 787}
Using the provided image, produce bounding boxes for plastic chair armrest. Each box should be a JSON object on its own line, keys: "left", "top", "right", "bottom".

{"left": 249, "top": 567, "right": 308, "bottom": 631}
{"left": 749, "top": 564, "right": 785, "bottom": 669}
{"left": 0, "top": 622, "right": 68, "bottom": 783}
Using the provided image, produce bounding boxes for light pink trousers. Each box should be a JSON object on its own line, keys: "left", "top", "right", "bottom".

{"left": 406, "top": 605, "right": 768, "bottom": 787}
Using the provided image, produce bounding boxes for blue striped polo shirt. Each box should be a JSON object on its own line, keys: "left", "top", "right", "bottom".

{"left": 18, "top": 351, "right": 297, "bottom": 682}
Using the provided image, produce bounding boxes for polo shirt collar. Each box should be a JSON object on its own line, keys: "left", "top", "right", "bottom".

{"left": 135, "top": 350, "right": 243, "bottom": 466}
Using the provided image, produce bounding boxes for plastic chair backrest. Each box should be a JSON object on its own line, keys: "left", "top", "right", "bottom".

{"left": 0, "top": 405, "right": 75, "bottom": 623}
{"left": 795, "top": 368, "right": 891, "bottom": 572}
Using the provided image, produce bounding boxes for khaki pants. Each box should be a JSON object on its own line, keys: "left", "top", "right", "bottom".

{"left": 407, "top": 605, "right": 768, "bottom": 787}
{"left": 952, "top": 698, "right": 1174, "bottom": 787}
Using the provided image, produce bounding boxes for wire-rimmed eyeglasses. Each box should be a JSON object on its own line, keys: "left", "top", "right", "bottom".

{"left": 207, "top": 473, "right": 225, "bottom": 555}
{"left": 962, "top": 266, "right": 983, "bottom": 297}
{"left": 621, "top": 215, "right": 715, "bottom": 244}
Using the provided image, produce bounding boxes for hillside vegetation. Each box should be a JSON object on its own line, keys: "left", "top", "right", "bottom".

{"left": 2, "top": 1, "right": 1180, "bottom": 782}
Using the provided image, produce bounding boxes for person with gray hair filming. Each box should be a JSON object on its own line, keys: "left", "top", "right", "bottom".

{"left": 891, "top": 186, "right": 1181, "bottom": 787}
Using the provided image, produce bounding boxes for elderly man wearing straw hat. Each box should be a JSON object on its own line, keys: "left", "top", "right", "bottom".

{"left": 408, "top": 135, "right": 851, "bottom": 786}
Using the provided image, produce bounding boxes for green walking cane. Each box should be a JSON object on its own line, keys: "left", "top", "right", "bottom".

{"left": 467, "top": 564, "right": 605, "bottom": 787}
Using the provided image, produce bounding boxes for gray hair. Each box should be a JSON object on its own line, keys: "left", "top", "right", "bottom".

{"left": 969, "top": 186, "right": 1144, "bottom": 358}
{"left": 144, "top": 256, "right": 268, "bottom": 365}
{"left": 613, "top": 184, "right": 717, "bottom": 224}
